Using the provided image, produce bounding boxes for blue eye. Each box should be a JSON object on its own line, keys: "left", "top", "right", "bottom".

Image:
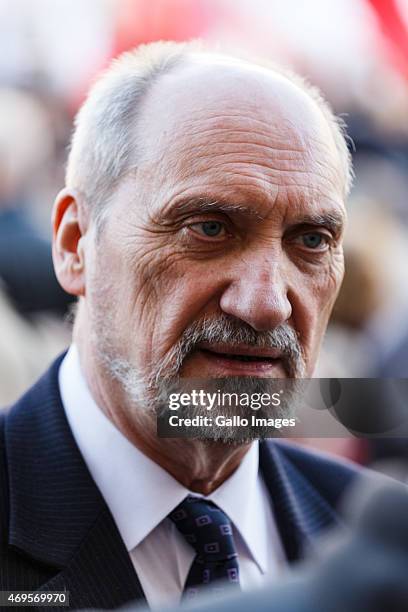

{"left": 301, "top": 232, "right": 326, "bottom": 249}
{"left": 201, "top": 221, "right": 223, "bottom": 236}
{"left": 189, "top": 221, "right": 227, "bottom": 238}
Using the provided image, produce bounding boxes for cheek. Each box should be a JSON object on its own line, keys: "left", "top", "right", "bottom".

{"left": 126, "top": 243, "right": 224, "bottom": 360}
{"left": 151, "top": 277, "right": 218, "bottom": 357}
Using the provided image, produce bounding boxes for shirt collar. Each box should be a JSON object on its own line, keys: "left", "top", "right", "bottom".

{"left": 59, "top": 345, "right": 267, "bottom": 573}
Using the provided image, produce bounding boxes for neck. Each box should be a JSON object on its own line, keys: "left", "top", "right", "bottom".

{"left": 74, "top": 328, "right": 250, "bottom": 495}
{"left": 127, "top": 435, "right": 251, "bottom": 495}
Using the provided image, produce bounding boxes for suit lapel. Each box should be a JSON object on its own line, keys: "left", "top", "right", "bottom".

{"left": 5, "top": 355, "right": 146, "bottom": 609}
{"left": 259, "top": 440, "right": 342, "bottom": 562}
{"left": 36, "top": 506, "right": 145, "bottom": 610}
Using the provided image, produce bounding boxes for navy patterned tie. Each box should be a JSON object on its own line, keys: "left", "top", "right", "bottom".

{"left": 169, "top": 495, "right": 240, "bottom": 600}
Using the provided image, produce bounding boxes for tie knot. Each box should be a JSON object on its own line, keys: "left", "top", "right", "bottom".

{"left": 169, "top": 496, "right": 238, "bottom": 563}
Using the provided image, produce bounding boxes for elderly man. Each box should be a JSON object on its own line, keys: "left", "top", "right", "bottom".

{"left": 1, "top": 42, "right": 360, "bottom": 610}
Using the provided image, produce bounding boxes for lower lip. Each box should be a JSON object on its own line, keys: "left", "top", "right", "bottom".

{"left": 198, "top": 349, "right": 285, "bottom": 376}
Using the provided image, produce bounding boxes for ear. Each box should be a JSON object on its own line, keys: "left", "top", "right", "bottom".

{"left": 52, "top": 188, "right": 89, "bottom": 297}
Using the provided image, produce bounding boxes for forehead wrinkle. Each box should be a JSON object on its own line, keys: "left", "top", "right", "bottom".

{"left": 175, "top": 125, "right": 306, "bottom": 150}
{"left": 173, "top": 142, "right": 311, "bottom": 166}
{"left": 153, "top": 117, "right": 340, "bottom": 195}
{"left": 163, "top": 141, "right": 338, "bottom": 198}
{"left": 164, "top": 114, "right": 307, "bottom": 156}
{"left": 185, "top": 161, "right": 341, "bottom": 209}
{"left": 277, "top": 186, "right": 346, "bottom": 227}
{"left": 141, "top": 102, "right": 310, "bottom": 166}
{"left": 205, "top": 161, "right": 332, "bottom": 182}
{"left": 177, "top": 111, "right": 303, "bottom": 138}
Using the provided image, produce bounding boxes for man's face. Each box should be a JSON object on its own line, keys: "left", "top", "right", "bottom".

{"left": 85, "top": 61, "right": 346, "bottom": 405}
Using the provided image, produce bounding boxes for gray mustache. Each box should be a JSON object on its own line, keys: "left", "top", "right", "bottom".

{"left": 186, "top": 315, "right": 300, "bottom": 353}
{"left": 154, "top": 315, "right": 305, "bottom": 381}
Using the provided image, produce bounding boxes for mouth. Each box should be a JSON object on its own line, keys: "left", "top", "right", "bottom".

{"left": 195, "top": 343, "right": 287, "bottom": 376}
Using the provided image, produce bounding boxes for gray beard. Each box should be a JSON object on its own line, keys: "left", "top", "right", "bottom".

{"left": 92, "top": 313, "right": 306, "bottom": 442}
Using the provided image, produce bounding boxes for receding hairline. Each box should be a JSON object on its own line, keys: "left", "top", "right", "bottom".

{"left": 65, "top": 41, "right": 353, "bottom": 226}
{"left": 137, "top": 52, "right": 342, "bottom": 153}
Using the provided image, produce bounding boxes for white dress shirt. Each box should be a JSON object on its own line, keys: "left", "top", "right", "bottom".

{"left": 59, "top": 345, "right": 287, "bottom": 609}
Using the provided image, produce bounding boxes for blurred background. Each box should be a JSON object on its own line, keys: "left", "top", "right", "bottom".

{"left": 0, "top": 0, "right": 407, "bottom": 475}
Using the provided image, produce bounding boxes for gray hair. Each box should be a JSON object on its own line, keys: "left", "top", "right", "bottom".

{"left": 66, "top": 40, "right": 353, "bottom": 225}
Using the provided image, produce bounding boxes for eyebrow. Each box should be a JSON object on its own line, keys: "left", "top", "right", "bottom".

{"left": 166, "top": 197, "right": 265, "bottom": 220}
{"left": 289, "top": 212, "right": 345, "bottom": 235}
{"left": 162, "top": 196, "right": 345, "bottom": 234}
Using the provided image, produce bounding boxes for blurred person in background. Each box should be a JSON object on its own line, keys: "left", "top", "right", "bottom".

{"left": 315, "top": 202, "right": 408, "bottom": 378}
{"left": 0, "top": 284, "right": 69, "bottom": 406}
{"left": 0, "top": 87, "right": 72, "bottom": 316}
{"left": 0, "top": 88, "right": 72, "bottom": 405}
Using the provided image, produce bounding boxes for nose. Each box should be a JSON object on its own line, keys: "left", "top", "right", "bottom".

{"left": 219, "top": 259, "right": 292, "bottom": 332}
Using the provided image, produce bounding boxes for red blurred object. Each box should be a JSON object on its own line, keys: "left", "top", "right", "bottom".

{"left": 69, "top": 0, "right": 226, "bottom": 112}
{"left": 296, "top": 439, "right": 371, "bottom": 465}
{"left": 113, "top": 0, "right": 220, "bottom": 56}
{"left": 367, "top": 0, "right": 408, "bottom": 79}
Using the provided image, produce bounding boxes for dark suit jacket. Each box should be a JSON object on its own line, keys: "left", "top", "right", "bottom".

{"left": 0, "top": 355, "right": 361, "bottom": 610}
